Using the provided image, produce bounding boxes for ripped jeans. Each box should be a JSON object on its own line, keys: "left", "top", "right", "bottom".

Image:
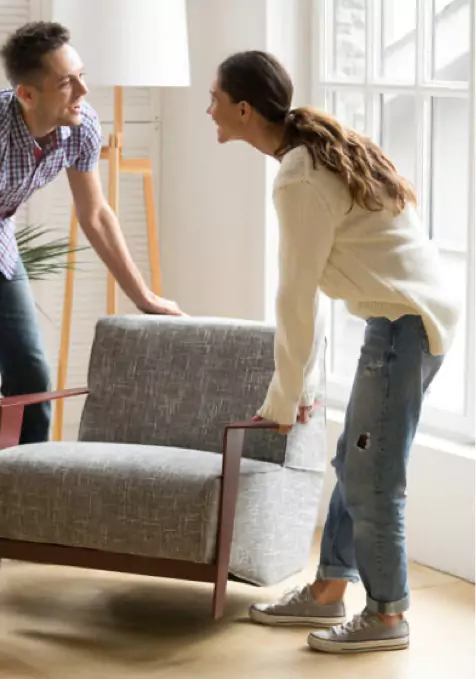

{"left": 317, "top": 315, "right": 444, "bottom": 615}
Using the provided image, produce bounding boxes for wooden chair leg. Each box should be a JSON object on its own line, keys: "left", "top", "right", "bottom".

{"left": 212, "top": 427, "right": 245, "bottom": 620}
{"left": 212, "top": 572, "right": 227, "bottom": 620}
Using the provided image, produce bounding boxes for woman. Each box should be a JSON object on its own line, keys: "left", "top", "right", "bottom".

{"left": 207, "top": 51, "right": 459, "bottom": 655}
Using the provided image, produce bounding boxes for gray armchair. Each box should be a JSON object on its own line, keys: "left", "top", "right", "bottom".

{"left": 0, "top": 316, "right": 327, "bottom": 618}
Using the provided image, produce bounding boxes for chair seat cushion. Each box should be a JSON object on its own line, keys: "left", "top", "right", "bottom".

{"left": 0, "top": 441, "right": 280, "bottom": 564}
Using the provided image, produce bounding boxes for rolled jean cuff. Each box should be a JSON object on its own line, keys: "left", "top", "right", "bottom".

{"left": 316, "top": 564, "right": 360, "bottom": 584}
{"left": 366, "top": 595, "right": 410, "bottom": 615}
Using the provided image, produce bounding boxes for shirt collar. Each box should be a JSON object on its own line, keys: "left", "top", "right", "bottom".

{"left": 10, "top": 95, "right": 71, "bottom": 150}
{"left": 57, "top": 125, "right": 72, "bottom": 143}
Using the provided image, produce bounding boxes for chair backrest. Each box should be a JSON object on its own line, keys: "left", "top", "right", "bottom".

{"left": 79, "top": 316, "right": 326, "bottom": 469}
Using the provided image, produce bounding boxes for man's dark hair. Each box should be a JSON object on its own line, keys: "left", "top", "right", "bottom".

{"left": 0, "top": 21, "right": 70, "bottom": 86}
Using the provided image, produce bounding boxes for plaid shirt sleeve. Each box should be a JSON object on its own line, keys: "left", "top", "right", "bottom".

{"left": 73, "top": 103, "right": 102, "bottom": 172}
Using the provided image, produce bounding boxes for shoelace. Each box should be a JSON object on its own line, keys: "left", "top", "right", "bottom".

{"left": 331, "top": 611, "right": 377, "bottom": 638}
{"left": 277, "top": 585, "right": 309, "bottom": 606}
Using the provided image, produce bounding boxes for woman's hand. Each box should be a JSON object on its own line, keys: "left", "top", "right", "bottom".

{"left": 297, "top": 404, "right": 314, "bottom": 424}
{"left": 251, "top": 414, "right": 292, "bottom": 435}
{"left": 252, "top": 402, "right": 318, "bottom": 435}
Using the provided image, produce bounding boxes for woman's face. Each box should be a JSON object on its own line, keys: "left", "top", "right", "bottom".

{"left": 207, "top": 79, "right": 249, "bottom": 143}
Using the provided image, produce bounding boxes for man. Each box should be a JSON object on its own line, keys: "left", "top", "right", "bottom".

{"left": 0, "top": 21, "right": 184, "bottom": 444}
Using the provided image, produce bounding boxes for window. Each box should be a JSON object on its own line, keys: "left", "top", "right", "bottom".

{"left": 267, "top": 0, "right": 475, "bottom": 443}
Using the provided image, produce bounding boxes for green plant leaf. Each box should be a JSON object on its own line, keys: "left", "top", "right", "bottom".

{"left": 16, "top": 223, "right": 89, "bottom": 280}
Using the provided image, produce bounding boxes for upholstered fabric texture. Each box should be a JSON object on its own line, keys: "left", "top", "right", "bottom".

{"left": 0, "top": 317, "right": 327, "bottom": 586}
{"left": 79, "top": 316, "right": 287, "bottom": 463}
{"left": 79, "top": 316, "right": 325, "bottom": 471}
{"left": 0, "top": 442, "right": 275, "bottom": 563}
{"left": 0, "top": 441, "right": 324, "bottom": 585}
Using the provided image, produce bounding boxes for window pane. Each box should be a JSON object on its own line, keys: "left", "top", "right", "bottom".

{"left": 330, "top": 301, "right": 365, "bottom": 379}
{"left": 432, "top": 0, "right": 470, "bottom": 82}
{"left": 431, "top": 97, "right": 468, "bottom": 249}
{"left": 380, "top": 0, "right": 416, "bottom": 82}
{"left": 328, "top": 91, "right": 367, "bottom": 380}
{"left": 381, "top": 94, "right": 417, "bottom": 187}
{"left": 331, "top": 91, "right": 365, "bottom": 131}
{"left": 331, "top": 0, "right": 366, "bottom": 80}
{"left": 426, "top": 252, "right": 467, "bottom": 414}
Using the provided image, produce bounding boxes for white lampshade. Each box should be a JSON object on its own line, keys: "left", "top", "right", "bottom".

{"left": 51, "top": 0, "right": 190, "bottom": 87}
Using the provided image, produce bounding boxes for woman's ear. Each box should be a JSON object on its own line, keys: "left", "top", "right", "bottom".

{"left": 239, "top": 101, "right": 252, "bottom": 122}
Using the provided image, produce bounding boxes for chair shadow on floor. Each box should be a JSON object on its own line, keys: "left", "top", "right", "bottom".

{"left": 0, "top": 562, "right": 255, "bottom": 669}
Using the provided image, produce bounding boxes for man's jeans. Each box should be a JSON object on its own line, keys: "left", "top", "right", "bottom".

{"left": 0, "top": 258, "right": 51, "bottom": 443}
{"left": 317, "top": 315, "right": 444, "bottom": 615}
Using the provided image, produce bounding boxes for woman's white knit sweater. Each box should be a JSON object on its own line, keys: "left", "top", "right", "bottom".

{"left": 257, "top": 146, "right": 460, "bottom": 426}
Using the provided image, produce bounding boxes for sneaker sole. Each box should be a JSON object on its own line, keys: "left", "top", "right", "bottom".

{"left": 307, "top": 634, "right": 410, "bottom": 654}
{"left": 249, "top": 609, "right": 346, "bottom": 628}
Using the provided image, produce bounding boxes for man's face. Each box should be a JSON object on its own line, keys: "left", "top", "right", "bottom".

{"left": 19, "top": 44, "right": 89, "bottom": 129}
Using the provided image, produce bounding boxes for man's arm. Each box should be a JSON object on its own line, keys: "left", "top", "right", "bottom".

{"left": 66, "top": 166, "right": 183, "bottom": 315}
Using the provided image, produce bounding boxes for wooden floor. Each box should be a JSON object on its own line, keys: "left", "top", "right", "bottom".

{"left": 0, "top": 535, "right": 473, "bottom": 679}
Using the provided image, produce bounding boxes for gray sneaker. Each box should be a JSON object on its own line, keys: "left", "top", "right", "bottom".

{"left": 249, "top": 585, "right": 346, "bottom": 627}
{"left": 307, "top": 608, "right": 410, "bottom": 653}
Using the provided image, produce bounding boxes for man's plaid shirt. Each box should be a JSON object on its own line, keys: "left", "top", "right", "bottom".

{"left": 0, "top": 89, "right": 102, "bottom": 278}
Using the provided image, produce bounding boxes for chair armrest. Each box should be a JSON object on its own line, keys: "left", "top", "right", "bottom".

{"left": 0, "top": 388, "right": 88, "bottom": 450}
{"left": 213, "top": 416, "right": 281, "bottom": 593}
{"left": 221, "top": 418, "right": 280, "bottom": 492}
{"left": 224, "top": 401, "right": 322, "bottom": 433}
{"left": 0, "top": 387, "right": 88, "bottom": 409}
{"left": 225, "top": 417, "right": 279, "bottom": 431}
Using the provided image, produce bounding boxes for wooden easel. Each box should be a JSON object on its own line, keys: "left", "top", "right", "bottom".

{"left": 52, "top": 86, "right": 162, "bottom": 441}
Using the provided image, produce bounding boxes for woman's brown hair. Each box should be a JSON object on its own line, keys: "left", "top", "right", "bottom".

{"left": 218, "top": 51, "right": 416, "bottom": 213}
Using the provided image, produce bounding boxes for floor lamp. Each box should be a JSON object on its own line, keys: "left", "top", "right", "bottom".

{"left": 50, "top": 0, "right": 190, "bottom": 440}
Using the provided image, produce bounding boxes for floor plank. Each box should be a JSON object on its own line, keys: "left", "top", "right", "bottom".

{"left": 0, "top": 536, "right": 473, "bottom": 679}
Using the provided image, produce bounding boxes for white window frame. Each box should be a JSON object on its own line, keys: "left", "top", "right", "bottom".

{"left": 308, "top": 0, "right": 475, "bottom": 444}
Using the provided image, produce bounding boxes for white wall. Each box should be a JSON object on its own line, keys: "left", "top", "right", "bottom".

{"left": 159, "top": 0, "right": 313, "bottom": 319}
{"left": 264, "top": 0, "right": 313, "bottom": 318}
{"left": 159, "top": 0, "right": 268, "bottom": 320}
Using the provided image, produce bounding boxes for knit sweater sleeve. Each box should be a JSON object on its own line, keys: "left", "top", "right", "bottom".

{"left": 257, "top": 178, "right": 335, "bottom": 425}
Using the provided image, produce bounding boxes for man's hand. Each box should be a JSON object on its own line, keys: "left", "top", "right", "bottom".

{"left": 138, "top": 291, "right": 186, "bottom": 316}
{"left": 67, "top": 167, "right": 188, "bottom": 316}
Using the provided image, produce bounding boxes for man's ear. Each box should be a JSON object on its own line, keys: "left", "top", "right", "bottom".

{"left": 16, "top": 84, "right": 36, "bottom": 108}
